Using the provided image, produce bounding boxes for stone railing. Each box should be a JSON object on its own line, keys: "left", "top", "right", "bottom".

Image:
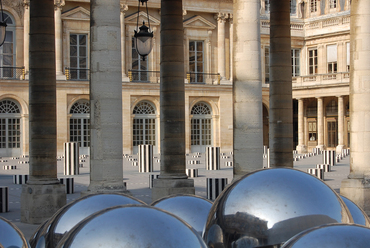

{"left": 305, "top": 14, "right": 350, "bottom": 30}
{"left": 292, "top": 72, "right": 350, "bottom": 87}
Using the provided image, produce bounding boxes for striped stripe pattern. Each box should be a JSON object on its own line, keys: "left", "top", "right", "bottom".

{"left": 186, "top": 168, "right": 198, "bottom": 178}
{"left": 307, "top": 168, "right": 324, "bottom": 180}
{"left": 206, "top": 147, "right": 220, "bottom": 170}
{"left": 0, "top": 187, "right": 8, "bottom": 212}
{"left": 138, "top": 145, "right": 153, "bottom": 173}
{"left": 64, "top": 142, "right": 80, "bottom": 175}
{"left": 323, "top": 150, "right": 336, "bottom": 166}
{"left": 59, "top": 178, "right": 74, "bottom": 194}
{"left": 13, "top": 175, "right": 28, "bottom": 184}
{"left": 207, "top": 178, "right": 228, "bottom": 201}
{"left": 316, "top": 164, "right": 331, "bottom": 172}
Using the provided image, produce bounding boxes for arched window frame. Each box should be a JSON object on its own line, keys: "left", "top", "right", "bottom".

{"left": 132, "top": 101, "right": 157, "bottom": 147}
{"left": 69, "top": 100, "right": 90, "bottom": 149}
{"left": 190, "top": 102, "right": 212, "bottom": 148}
{"left": 0, "top": 99, "right": 21, "bottom": 150}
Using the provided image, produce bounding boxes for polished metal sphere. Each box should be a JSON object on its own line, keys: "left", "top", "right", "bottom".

{"left": 203, "top": 168, "right": 353, "bottom": 248}
{"left": 340, "top": 195, "right": 370, "bottom": 227}
{"left": 0, "top": 216, "right": 29, "bottom": 248}
{"left": 281, "top": 224, "right": 370, "bottom": 247}
{"left": 151, "top": 194, "right": 212, "bottom": 234}
{"left": 31, "top": 193, "right": 145, "bottom": 248}
{"left": 56, "top": 205, "right": 207, "bottom": 248}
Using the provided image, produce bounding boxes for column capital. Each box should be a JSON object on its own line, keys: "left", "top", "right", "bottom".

{"left": 54, "top": 0, "right": 65, "bottom": 8}
{"left": 120, "top": 4, "right": 128, "bottom": 13}
{"left": 23, "top": 0, "right": 30, "bottom": 8}
{"left": 214, "top": 13, "right": 228, "bottom": 22}
{"left": 229, "top": 13, "right": 233, "bottom": 24}
{"left": 183, "top": 8, "right": 187, "bottom": 16}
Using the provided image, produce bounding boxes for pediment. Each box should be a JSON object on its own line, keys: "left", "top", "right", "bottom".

{"left": 125, "top": 11, "right": 160, "bottom": 26}
{"left": 62, "top": 7, "right": 90, "bottom": 20}
{"left": 184, "top": 15, "right": 216, "bottom": 29}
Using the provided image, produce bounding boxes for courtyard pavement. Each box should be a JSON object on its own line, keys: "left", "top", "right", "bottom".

{"left": 0, "top": 151, "right": 350, "bottom": 241}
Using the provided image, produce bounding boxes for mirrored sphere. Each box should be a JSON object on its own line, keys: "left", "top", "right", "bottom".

{"left": 340, "top": 195, "right": 370, "bottom": 227}
{"left": 281, "top": 224, "right": 370, "bottom": 247}
{"left": 0, "top": 216, "right": 30, "bottom": 248}
{"left": 203, "top": 168, "right": 353, "bottom": 248}
{"left": 56, "top": 205, "right": 207, "bottom": 248}
{"left": 31, "top": 193, "right": 145, "bottom": 248}
{"left": 151, "top": 194, "right": 212, "bottom": 235}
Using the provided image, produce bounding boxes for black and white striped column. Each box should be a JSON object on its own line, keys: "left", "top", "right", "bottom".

{"left": 59, "top": 178, "right": 74, "bottom": 194}
{"left": 13, "top": 175, "right": 29, "bottom": 184}
{"left": 3, "top": 165, "right": 16, "bottom": 170}
{"left": 149, "top": 174, "right": 159, "bottom": 188}
{"left": 186, "top": 168, "right": 198, "bottom": 178}
{"left": 0, "top": 186, "right": 8, "bottom": 212}
{"left": 307, "top": 168, "right": 324, "bottom": 180}
{"left": 64, "top": 142, "right": 79, "bottom": 175}
{"left": 316, "top": 164, "right": 331, "bottom": 172}
{"left": 323, "top": 150, "right": 336, "bottom": 166}
{"left": 138, "top": 145, "right": 153, "bottom": 173}
{"left": 206, "top": 147, "right": 220, "bottom": 170}
{"left": 207, "top": 178, "right": 228, "bottom": 201}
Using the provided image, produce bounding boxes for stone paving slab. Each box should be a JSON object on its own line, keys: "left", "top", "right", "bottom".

{"left": 0, "top": 152, "right": 350, "bottom": 240}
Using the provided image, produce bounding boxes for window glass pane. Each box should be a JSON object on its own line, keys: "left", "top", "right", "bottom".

{"left": 70, "top": 35, "right": 77, "bottom": 45}
{"left": 79, "top": 35, "right": 86, "bottom": 45}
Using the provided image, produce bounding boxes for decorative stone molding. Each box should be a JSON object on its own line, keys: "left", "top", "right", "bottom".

{"left": 120, "top": 4, "right": 128, "bottom": 13}
{"left": 4, "top": 0, "right": 24, "bottom": 18}
{"left": 54, "top": 0, "right": 65, "bottom": 8}
{"left": 214, "top": 12, "right": 228, "bottom": 22}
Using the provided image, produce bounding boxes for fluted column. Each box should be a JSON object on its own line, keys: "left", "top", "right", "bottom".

{"left": 316, "top": 97, "right": 324, "bottom": 150}
{"left": 85, "top": 0, "right": 127, "bottom": 194}
{"left": 269, "top": 0, "right": 293, "bottom": 168}
{"left": 120, "top": 4, "right": 128, "bottom": 80}
{"left": 233, "top": 0, "right": 263, "bottom": 178}
{"left": 54, "top": 0, "right": 65, "bottom": 79}
{"left": 23, "top": 1, "right": 30, "bottom": 75}
{"left": 336, "top": 95, "right": 345, "bottom": 153}
{"left": 216, "top": 13, "right": 227, "bottom": 79}
{"left": 296, "top": 98, "right": 306, "bottom": 153}
{"left": 341, "top": 0, "right": 370, "bottom": 214}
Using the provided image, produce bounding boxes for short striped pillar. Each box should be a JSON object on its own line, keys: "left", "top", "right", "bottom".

{"left": 64, "top": 142, "right": 79, "bottom": 175}
{"left": 188, "top": 160, "right": 200, "bottom": 165}
{"left": 138, "top": 145, "right": 153, "bottom": 173}
{"left": 59, "top": 178, "right": 74, "bottom": 194}
{"left": 13, "top": 175, "right": 28, "bottom": 184}
{"left": 323, "top": 150, "right": 336, "bottom": 166}
{"left": 316, "top": 164, "right": 331, "bottom": 172}
{"left": 207, "top": 178, "right": 228, "bottom": 201}
{"left": 307, "top": 168, "right": 324, "bottom": 180}
{"left": 3, "top": 165, "right": 16, "bottom": 170}
{"left": 0, "top": 186, "right": 8, "bottom": 212}
{"left": 225, "top": 161, "right": 233, "bottom": 167}
{"left": 149, "top": 174, "right": 159, "bottom": 188}
{"left": 186, "top": 168, "right": 198, "bottom": 178}
{"left": 206, "top": 147, "right": 220, "bottom": 170}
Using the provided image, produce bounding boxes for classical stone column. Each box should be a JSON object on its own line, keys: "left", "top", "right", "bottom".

{"left": 269, "top": 0, "right": 293, "bottom": 168}
{"left": 85, "top": 0, "right": 126, "bottom": 194}
{"left": 120, "top": 4, "right": 128, "bottom": 81}
{"left": 20, "top": 0, "right": 66, "bottom": 224}
{"left": 233, "top": 0, "right": 263, "bottom": 178}
{"left": 336, "top": 95, "right": 345, "bottom": 153}
{"left": 229, "top": 15, "right": 233, "bottom": 82}
{"left": 316, "top": 97, "right": 324, "bottom": 150}
{"left": 341, "top": 0, "right": 370, "bottom": 214}
{"left": 54, "top": 0, "right": 65, "bottom": 79}
{"left": 23, "top": 1, "right": 30, "bottom": 75}
{"left": 216, "top": 13, "right": 227, "bottom": 80}
{"left": 152, "top": 0, "right": 195, "bottom": 201}
{"left": 296, "top": 98, "right": 307, "bottom": 153}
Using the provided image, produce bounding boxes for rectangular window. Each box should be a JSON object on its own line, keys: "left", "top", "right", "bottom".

{"left": 327, "top": 44, "right": 337, "bottom": 73}
{"left": 189, "top": 41, "right": 204, "bottom": 84}
{"left": 292, "top": 49, "right": 300, "bottom": 77}
{"left": 308, "top": 121, "right": 317, "bottom": 141}
{"left": 70, "top": 34, "right": 88, "bottom": 80}
{"left": 329, "top": 0, "right": 337, "bottom": 8}
{"left": 265, "top": 0, "right": 270, "bottom": 13}
{"left": 265, "top": 46, "right": 270, "bottom": 83}
{"left": 290, "top": 0, "right": 297, "bottom": 15}
{"left": 346, "top": 42, "right": 350, "bottom": 72}
{"left": 0, "top": 118, "right": 20, "bottom": 149}
{"left": 327, "top": 121, "right": 338, "bottom": 147}
{"left": 308, "top": 48, "right": 318, "bottom": 75}
{"left": 310, "top": 0, "right": 317, "bottom": 12}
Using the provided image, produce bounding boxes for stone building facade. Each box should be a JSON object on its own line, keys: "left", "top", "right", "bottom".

{"left": 0, "top": 0, "right": 351, "bottom": 157}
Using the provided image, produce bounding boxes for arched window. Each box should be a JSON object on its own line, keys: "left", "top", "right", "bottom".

{"left": 133, "top": 101, "right": 156, "bottom": 151}
{"left": 0, "top": 13, "right": 16, "bottom": 78}
{"left": 0, "top": 99, "right": 21, "bottom": 156}
{"left": 69, "top": 100, "right": 90, "bottom": 154}
{"left": 191, "top": 102, "right": 212, "bottom": 152}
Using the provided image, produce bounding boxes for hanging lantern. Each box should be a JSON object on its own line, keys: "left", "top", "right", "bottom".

{"left": 134, "top": 0, "right": 153, "bottom": 61}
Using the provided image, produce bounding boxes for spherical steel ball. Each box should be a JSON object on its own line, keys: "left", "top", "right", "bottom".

{"left": 340, "top": 195, "right": 370, "bottom": 227}
{"left": 31, "top": 193, "right": 145, "bottom": 248}
{"left": 203, "top": 168, "right": 353, "bottom": 248}
{"left": 151, "top": 194, "right": 212, "bottom": 234}
{"left": 56, "top": 205, "right": 207, "bottom": 248}
{"left": 0, "top": 216, "right": 29, "bottom": 248}
{"left": 281, "top": 224, "right": 370, "bottom": 247}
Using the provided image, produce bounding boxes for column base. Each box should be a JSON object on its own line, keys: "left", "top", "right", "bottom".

{"left": 296, "top": 145, "right": 307, "bottom": 154}
{"left": 81, "top": 182, "right": 130, "bottom": 197}
{"left": 20, "top": 182, "right": 66, "bottom": 224}
{"left": 152, "top": 178, "right": 195, "bottom": 202}
{"left": 56, "top": 73, "right": 67, "bottom": 80}
{"left": 336, "top": 145, "right": 346, "bottom": 154}
{"left": 340, "top": 178, "right": 370, "bottom": 215}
